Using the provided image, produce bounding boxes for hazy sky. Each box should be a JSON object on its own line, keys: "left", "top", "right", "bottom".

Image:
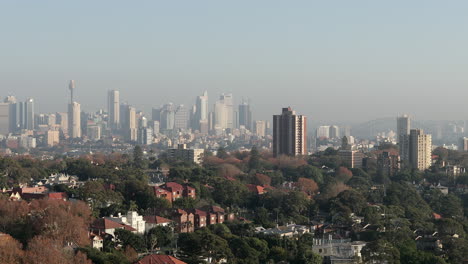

{"left": 1, "top": 1, "right": 468, "bottom": 123}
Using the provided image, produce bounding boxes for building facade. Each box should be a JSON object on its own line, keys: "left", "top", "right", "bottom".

{"left": 273, "top": 107, "right": 307, "bottom": 157}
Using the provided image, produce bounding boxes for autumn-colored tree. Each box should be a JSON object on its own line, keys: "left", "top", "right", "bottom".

{"left": 255, "top": 173, "right": 272, "bottom": 186}
{"left": 29, "top": 199, "right": 92, "bottom": 246}
{"left": 321, "top": 182, "right": 350, "bottom": 199}
{"left": 336, "top": 167, "right": 353, "bottom": 182}
{"left": 218, "top": 163, "right": 243, "bottom": 179}
{"left": 24, "top": 237, "right": 69, "bottom": 264}
{"left": 297, "top": 177, "right": 319, "bottom": 195}
{"left": 0, "top": 234, "right": 23, "bottom": 264}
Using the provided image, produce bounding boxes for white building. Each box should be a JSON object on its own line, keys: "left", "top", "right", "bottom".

{"left": 312, "top": 236, "right": 366, "bottom": 264}
{"left": 167, "top": 144, "right": 205, "bottom": 164}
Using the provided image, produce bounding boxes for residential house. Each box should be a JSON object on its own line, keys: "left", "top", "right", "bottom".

{"left": 143, "top": 215, "right": 173, "bottom": 231}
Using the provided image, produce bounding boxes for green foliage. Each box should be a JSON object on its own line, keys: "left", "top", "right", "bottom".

{"left": 114, "top": 229, "right": 146, "bottom": 253}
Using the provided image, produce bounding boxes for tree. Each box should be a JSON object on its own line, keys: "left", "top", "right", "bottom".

{"left": 248, "top": 146, "right": 261, "bottom": 171}
{"left": 216, "top": 147, "right": 229, "bottom": 159}
{"left": 145, "top": 226, "right": 173, "bottom": 250}
{"left": 0, "top": 234, "right": 23, "bottom": 264}
{"left": 362, "top": 239, "right": 400, "bottom": 264}
{"left": 133, "top": 145, "right": 146, "bottom": 169}
{"left": 336, "top": 167, "right": 353, "bottom": 182}
{"left": 297, "top": 177, "right": 319, "bottom": 195}
{"left": 114, "top": 229, "right": 146, "bottom": 253}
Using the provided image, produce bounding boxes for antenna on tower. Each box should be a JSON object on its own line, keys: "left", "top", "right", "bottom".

{"left": 69, "top": 80, "right": 75, "bottom": 103}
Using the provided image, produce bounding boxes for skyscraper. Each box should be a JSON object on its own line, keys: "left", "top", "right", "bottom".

{"left": 194, "top": 91, "right": 208, "bottom": 130}
{"left": 68, "top": 102, "right": 81, "bottom": 138}
{"left": 316, "top": 126, "right": 330, "bottom": 139}
{"left": 220, "top": 93, "right": 233, "bottom": 129}
{"left": 174, "top": 104, "right": 189, "bottom": 130}
{"left": 108, "top": 90, "right": 120, "bottom": 129}
{"left": 397, "top": 115, "right": 411, "bottom": 162}
{"left": 330, "top": 125, "right": 340, "bottom": 139}
{"left": 122, "top": 105, "right": 137, "bottom": 141}
{"left": 409, "top": 129, "right": 432, "bottom": 171}
{"left": 67, "top": 80, "right": 81, "bottom": 138}
{"left": 160, "top": 103, "right": 175, "bottom": 131}
{"left": 273, "top": 107, "right": 307, "bottom": 157}
{"left": 25, "top": 98, "right": 34, "bottom": 130}
{"left": 238, "top": 101, "right": 252, "bottom": 130}
{"left": 0, "top": 102, "right": 10, "bottom": 135}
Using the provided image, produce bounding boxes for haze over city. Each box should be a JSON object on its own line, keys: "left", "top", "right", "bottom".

{"left": 2, "top": 1, "right": 468, "bottom": 122}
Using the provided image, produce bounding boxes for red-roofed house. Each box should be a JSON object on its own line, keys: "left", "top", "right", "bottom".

{"left": 171, "top": 209, "right": 194, "bottom": 233}
{"left": 47, "top": 192, "right": 68, "bottom": 201}
{"left": 144, "top": 215, "right": 173, "bottom": 230}
{"left": 246, "top": 184, "right": 266, "bottom": 195}
{"left": 135, "top": 254, "right": 187, "bottom": 264}
{"left": 90, "top": 218, "right": 136, "bottom": 237}
{"left": 154, "top": 182, "right": 196, "bottom": 203}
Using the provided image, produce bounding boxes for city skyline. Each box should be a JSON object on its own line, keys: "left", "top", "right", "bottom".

{"left": 2, "top": 1, "right": 468, "bottom": 122}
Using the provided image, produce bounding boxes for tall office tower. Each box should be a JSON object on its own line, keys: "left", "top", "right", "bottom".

{"left": 330, "top": 125, "right": 340, "bottom": 139}
{"left": 214, "top": 100, "right": 227, "bottom": 129}
{"left": 174, "top": 104, "right": 188, "bottom": 130}
{"left": 220, "top": 93, "right": 233, "bottom": 129}
{"left": 316, "top": 126, "right": 330, "bottom": 139}
{"left": 409, "top": 129, "right": 432, "bottom": 171}
{"left": 238, "top": 101, "right": 252, "bottom": 130}
{"left": 87, "top": 125, "right": 101, "bottom": 141}
{"left": 0, "top": 103, "right": 10, "bottom": 135}
{"left": 152, "top": 120, "right": 160, "bottom": 135}
{"left": 152, "top": 107, "right": 161, "bottom": 122}
{"left": 160, "top": 103, "right": 175, "bottom": 130}
{"left": 56, "top": 112, "right": 68, "bottom": 134}
{"left": 107, "top": 90, "right": 120, "bottom": 129}
{"left": 69, "top": 80, "right": 75, "bottom": 103}
{"left": 25, "top": 98, "right": 35, "bottom": 130}
{"left": 459, "top": 137, "right": 468, "bottom": 151}
{"left": 139, "top": 116, "right": 148, "bottom": 128}
{"left": 4, "top": 96, "right": 17, "bottom": 133}
{"left": 46, "top": 130, "right": 60, "bottom": 147}
{"left": 273, "top": 107, "right": 307, "bottom": 157}
{"left": 122, "top": 105, "right": 137, "bottom": 141}
{"left": 194, "top": 91, "right": 208, "bottom": 130}
{"left": 68, "top": 102, "right": 81, "bottom": 138}
{"left": 254, "top": 120, "right": 266, "bottom": 137}
{"left": 397, "top": 115, "right": 411, "bottom": 162}
{"left": 138, "top": 127, "right": 153, "bottom": 145}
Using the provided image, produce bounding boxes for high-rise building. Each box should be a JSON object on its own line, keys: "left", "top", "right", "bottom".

{"left": 397, "top": 115, "right": 411, "bottom": 162}
{"left": 87, "top": 125, "right": 101, "bottom": 141}
{"left": 0, "top": 103, "right": 10, "bottom": 135}
{"left": 273, "top": 107, "right": 307, "bottom": 157}
{"left": 254, "top": 120, "right": 266, "bottom": 137}
{"left": 409, "top": 129, "right": 432, "bottom": 171}
{"left": 174, "top": 105, "right": 189, "bottom": 130}
{"left": 377, "top": 151, "right": 400, "bottom": 178}
{"left": 108, "top": 90, "right": 120, "bottom": 129}
{"left": 25, "top": 98, "right": 34, "bottom": 130}
{"left": 238, "top": 101, "right": 252, "bottom": 130}
{"left": 160, "top": 103, "right": 175, "bottom": 131}
{"left": 194, "top": 91, "right": 208, "bottom": 130}
{"left": 56, "top": 112, "right": 68, "bottom": 135}
{"left": 316, "top": 126, "right": 330, "bottom": 139}
{"left": 68, "top": 102, "right": 81, "bottom": 138}
{"left": 121, "top": 105, "right": 137, "bottom": 141}
{"left": 213, "top": 93, "right": 234, "bottom": 130}
{"left": 46, "top": 130, "right": 60, "bottom": 147}
{"left": 214, "top": 100, "right": 227, "bottom": 129}
{"left": 459, "top": 137, "right": 468, "bottom": 152}
{"left": 330, "top": 125, "right": 340, "bottom": 139}
{"left": 220, "top": 93, "right": 233, "bottom": 129}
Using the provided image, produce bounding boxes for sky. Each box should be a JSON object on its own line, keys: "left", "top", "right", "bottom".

{"left": 1, "top": 1, "right": 468, "bottom": 123}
